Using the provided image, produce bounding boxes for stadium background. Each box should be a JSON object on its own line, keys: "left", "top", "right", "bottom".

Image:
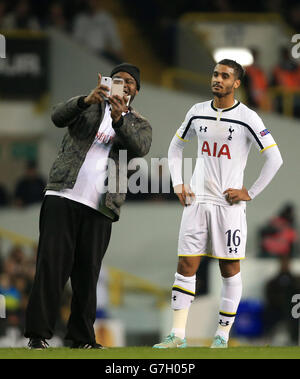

{"left": 0, "top": 0, "right": 300, "bottom": 349}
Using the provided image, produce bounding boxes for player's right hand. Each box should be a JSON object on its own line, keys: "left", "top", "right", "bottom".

{"left": 174, "top": 184, "right": 195, "bottom": 207}
{"left": 84, "top": 73, "right": 111, "bottom": 105}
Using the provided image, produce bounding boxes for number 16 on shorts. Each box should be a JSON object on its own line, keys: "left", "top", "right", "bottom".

{"left": 225, "top": 229, "right": 241, "bottom": 256}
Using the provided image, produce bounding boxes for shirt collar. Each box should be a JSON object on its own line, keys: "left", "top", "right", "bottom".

{"left": 211, "top": 100, "right": 240, "bottom": 112}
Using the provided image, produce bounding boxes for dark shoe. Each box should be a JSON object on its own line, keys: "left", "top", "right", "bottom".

{"left": 71, "top": 341, "right": 106, "bottom": 349}
{"left": 28, "top": 338, "right": 49, "bottom": 350}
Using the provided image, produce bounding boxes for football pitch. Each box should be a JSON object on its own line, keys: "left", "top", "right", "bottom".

{"left": 0, "top": 346, "right": 299, "bottom": 359}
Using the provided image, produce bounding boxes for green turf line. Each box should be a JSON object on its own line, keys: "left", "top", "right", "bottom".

{"left": 0, "top": 347, "right": 300, "bottom": 359}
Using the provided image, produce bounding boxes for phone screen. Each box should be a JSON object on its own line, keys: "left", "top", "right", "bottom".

{"left": 111, "top": 78, "right": 124, "bottom": 97}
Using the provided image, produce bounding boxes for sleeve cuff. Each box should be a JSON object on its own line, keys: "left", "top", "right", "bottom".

{"left": 248, "top": 190, "right": 255, "bottom": 200}
{"left": 77, "top": 96, "right": 90, "bottom": 110}
{"left": 112, "top": 116, "right": 124, "bottom": 129}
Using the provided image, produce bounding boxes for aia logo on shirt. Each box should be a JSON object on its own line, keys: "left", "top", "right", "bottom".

{"left": 201, "top": 141, "right": 231, "bottom": 159}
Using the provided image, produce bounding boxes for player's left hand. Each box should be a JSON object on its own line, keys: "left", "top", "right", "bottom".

{"left": 223, "top": 186, "right": 251, "bottom": 205}
{"left": 109, "top": 95, "right": 129, "bottom": 123}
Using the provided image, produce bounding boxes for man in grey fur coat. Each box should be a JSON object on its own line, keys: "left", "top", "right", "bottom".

{"left": 24, "top": 63, "right": 152, "bottom": 349}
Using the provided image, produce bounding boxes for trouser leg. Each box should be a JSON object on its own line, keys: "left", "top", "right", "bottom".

{"left": 65, "top": 205, "right": 112, "bottom": 344}
{"left": 24, "top": 196, "right": 79, "bottom": 339}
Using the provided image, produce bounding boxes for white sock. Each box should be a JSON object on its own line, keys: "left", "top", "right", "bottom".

{"left": 171, "top": 273, "right": 196, "bottom": 339}
{"left": 216, "top": 272, "right": 242, "bottom": 342}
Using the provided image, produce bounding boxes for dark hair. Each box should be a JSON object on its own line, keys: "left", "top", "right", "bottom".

{"left": 218, "top": 59, "right": 245, "bottom": 81}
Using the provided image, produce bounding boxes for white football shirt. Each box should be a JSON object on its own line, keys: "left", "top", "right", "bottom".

{"left": 174, "top": 100, "right": 278, "bottom": 207}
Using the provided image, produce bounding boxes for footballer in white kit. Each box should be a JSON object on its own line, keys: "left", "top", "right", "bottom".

{"left": 153, "top": 59, "right": 283, "bottom": 349}
{"left": 176, "top": 98, "right": 277, "bottom": 261}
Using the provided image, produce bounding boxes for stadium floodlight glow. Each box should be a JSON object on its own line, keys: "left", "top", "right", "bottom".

{"left": 213, "top": 48, "right": 254, "bottom": 67}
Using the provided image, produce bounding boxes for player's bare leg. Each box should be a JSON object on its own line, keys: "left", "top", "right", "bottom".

{"left": 211, "top": 259, "right": 242, "bottom": 348}
{"left": 153, "top": 256, "right": 201, "bottom": 348}
{"left": 177, "top": 256, "right": 202, "bottom": 277}
{"left": 219, "top": 259, "right": 240, "bottom": 277}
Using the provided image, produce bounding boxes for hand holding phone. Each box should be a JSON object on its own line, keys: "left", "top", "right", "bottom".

{"left": 109, "top": 78, "right": 130, "bottom": 122}
{"left": 100, "top": 76, "right": 112, "bottom": 99}
{"left": 84, "top": 74, "right": 112, "bottom": 105}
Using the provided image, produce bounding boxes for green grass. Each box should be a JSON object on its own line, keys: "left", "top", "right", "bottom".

{"left": 0, "top": 346, "right": 300, "bottom": 359}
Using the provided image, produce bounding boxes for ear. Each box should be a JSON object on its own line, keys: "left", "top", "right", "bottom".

{"left": 234, "top": 79, "right": 241, "bottom": 89}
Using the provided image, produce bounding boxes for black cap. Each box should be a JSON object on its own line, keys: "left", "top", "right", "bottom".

{"left": 111, "top": 63, "right": 140, "bottom": 90}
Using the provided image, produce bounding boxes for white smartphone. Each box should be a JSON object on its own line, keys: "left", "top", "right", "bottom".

{"left": 100, "top": 76, "right": 112, "bottom": 97}
{"left": 111, "top": 77, "right": 124, "bottom": 97}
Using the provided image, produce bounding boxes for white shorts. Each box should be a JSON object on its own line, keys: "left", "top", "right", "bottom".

{"left": 178, "top": 202, "right": 247, "bottom": 260}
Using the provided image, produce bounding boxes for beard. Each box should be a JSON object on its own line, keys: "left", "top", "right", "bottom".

{"left": 212, "top": 85, "right": 234, "bottom": 98}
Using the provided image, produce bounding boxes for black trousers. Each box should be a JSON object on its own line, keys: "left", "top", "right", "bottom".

{"left": 24, "top": 196, "right": 112, "bottom": 344}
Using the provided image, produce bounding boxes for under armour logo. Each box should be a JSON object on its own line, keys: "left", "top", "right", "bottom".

{"left": 228, "top": 247, "right": 238, "bottom": 254}
{"left": 199, "top": 126, "right": 208, "bottom": 133}
{"left": 172, "top": 295, "right": 177, "bottom": 301}
{"left": 228, "top": 127, "right": 235, "bottom": 140}
{"left": 219, "top": 320, "right": 230, "bottom": 326}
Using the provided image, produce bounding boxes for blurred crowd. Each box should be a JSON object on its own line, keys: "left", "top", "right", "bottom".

{"left": 0, "top": 243, "right": 36, "bottom": 342}
{"left": 0, "top": 240, "right": 72, "bottom": 345}
{"left": 0, "top": 160, "right": 46, "bottom": 208}
{"left": 0, "top": 0, "right": 124, "bottom": 64}
{"left": 125, "top": 0, "right": 300, "bottom": 63}
{"left": 126, "top": 0, "right": 300, "bottom": 24}
{"left": 258, "top": 203, "right": 300, "bottom": 345}
{"left": 1, "top": 0, "right": 300, "bottom": 65}
{"left": 1, "top": 0, "right": 300, "bottom": 115}
{"left": 258, "top": 203, "right": 299, "bottom": 259}
{"left": 244, "top": 47, "right": 300, "bottom": 117}
{"left": 1, "top": 0, "right": 300, "bottom": 33}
